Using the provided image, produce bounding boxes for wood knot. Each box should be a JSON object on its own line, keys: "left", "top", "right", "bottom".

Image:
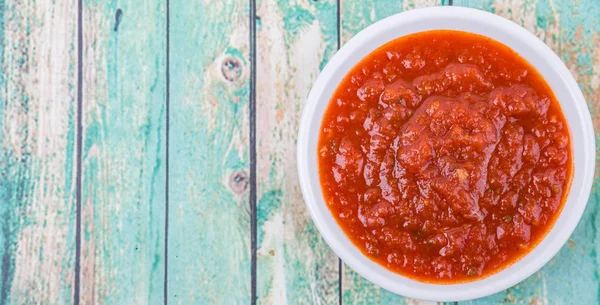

{"left": 221, "top": 56, "right": 242, "bottom": 82}
{"left": 229, "top": 170, "right": 248, "bottom": 194}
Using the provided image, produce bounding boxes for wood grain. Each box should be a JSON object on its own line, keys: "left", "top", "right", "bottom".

{"left": 167, "top": 0, "right": 251, "bottom": 304}
{"left": 452, "top": 0, "right": 600, "bottom": 304}
{"left": 80, "top": 0, "right": 166, "bottom": 304}
{"left": 0, "top": 0, "right": 77, "bottom": 304}
{"left": 255, "top": 0, "right": 339, "bottom": 304}
{"left": 339, "top": 1, "right": 443, "bottom": 304}
{"left": 0, "top": 0, "right": 597, "bottom": 304}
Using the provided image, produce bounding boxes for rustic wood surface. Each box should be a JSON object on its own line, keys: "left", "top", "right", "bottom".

{"left": 168, "top": 0, "right": 251, "bottom": 304}
{"left": 0, "top": 0, "right": 77, "bottom": 304}
{"left": 0, "top": 0, "right": 598, "bottom": 304}
{"left": 255, "top": 0, "right": 339, "bottom": 304}
{"left": 80, "top": 0, "right": 166, "bottom": 304}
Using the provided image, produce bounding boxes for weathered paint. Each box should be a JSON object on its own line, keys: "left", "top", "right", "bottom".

{"left": 339, "top": 1, "right": 443, "bottom": 304}
{"left": 255, "top": 0, "right": 339, "bottom": 304}
{"left": 0, "top": 0, "right": 599, "bottom": 304}
{"left": 0, "top": 0, "right": 77, "bottom": 304}
{"left": 167, "top": 0, "right": 250, "bottom": 304}
{"left": 341, "top": 0, "right": 441, "bottom": 44}
{"left": 80, "top": 0, "right": 166, "bottom": 304}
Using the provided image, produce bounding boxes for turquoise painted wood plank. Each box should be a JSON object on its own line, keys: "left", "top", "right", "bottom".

{"left": 80, "top": 1, "right": 166, "bottom": 304}
{"left": 339, "top": 1, "right": 444, "bottom": 304}
{"left": 255, "top": 0, "right": 339, "bottom": 303}
{"left": 167, "top": 0, "right": 250, "bottom": 304}
{"left": 0, "top": 0, "right": 77, "bottom": 304}
{"left": 341, "top": 0, "right": 441, "bottom": 44}
{"left": 451, "top": 0, "right": 600, "bottom": 304}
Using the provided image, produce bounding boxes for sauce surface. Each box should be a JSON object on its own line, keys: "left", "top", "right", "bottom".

{"left": 318, "top": 30, "right": 573, "bottom": 283}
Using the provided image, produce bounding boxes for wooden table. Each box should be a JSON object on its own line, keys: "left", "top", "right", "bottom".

{"left": 0, "top": 0, "right": 598, "bottom": 304}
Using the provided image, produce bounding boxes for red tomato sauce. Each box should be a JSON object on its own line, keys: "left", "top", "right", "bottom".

{"left": 318, "top": 30, "right": 573, "bottom": 283}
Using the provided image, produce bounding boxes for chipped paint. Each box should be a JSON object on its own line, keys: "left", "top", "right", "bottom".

{"left": 1, "top": 0, "right": 599, "bottom": 304}
{"left": 256, "top": 0, "right": 339, "bottom": 304}
{"left": 168, "top": 0, "right": 251, "bottom": 304}
{"left": 0, "top": 0, "right": 77, "bottom": 303}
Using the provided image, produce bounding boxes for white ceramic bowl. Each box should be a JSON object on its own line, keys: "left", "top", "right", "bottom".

{"left": 297, "top": 6, "right": 595, "bottom": 302}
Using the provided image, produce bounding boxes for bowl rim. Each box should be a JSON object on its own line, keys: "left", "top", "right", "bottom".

{"left": 297, "top": 6, "right": 595, "bottom": 302}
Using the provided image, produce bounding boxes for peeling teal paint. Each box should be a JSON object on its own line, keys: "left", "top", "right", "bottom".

{"left": 0, "top": 0, "right": 77, "bottom": 303}
{"left": 79, "top": 0, "right": 167, "bottom": 303}
{"left": 578, "top": 53, "right": 594, "bottom": 75}
{"left": 535, "top": 0, "right": 552, "bottom": 30}
{"left": 168, "top": 0, "right": 250, "bottom": 304}
{"left": 278, "top": 0, "right": 315, "bottom": 45}
{"left": 316, "top": 1, "right": 338, "bottom": 71}
{"left": 255, "top": 0, "right": 339, "bottom": 304}
{"left": 257, "top": 189, "right": 283, "bottom": 245}
{"left": 0, "top": 0, "right": 598, "bottom": 304}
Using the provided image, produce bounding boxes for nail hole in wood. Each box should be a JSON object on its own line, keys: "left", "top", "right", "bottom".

{"left": 229, "top": 170, "right": 248, "bottom": 194}
{"left": 114, "top": 9, "right": 123, "bottom": 32}
{"left": 221, "top": 56, "right": 242, "bottom": 82}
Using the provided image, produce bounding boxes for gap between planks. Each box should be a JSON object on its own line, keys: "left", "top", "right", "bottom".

{"left": 250, "top": 0, "right": 258, "bottom": 305}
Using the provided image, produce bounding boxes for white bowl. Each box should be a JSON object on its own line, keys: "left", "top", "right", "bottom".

{"left": 297, "top": 6, "right": 595, "bottom": 302}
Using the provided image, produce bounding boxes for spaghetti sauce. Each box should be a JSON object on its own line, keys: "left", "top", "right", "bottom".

{"left": 318, "top": 31, "right": 572, "bottom": 283}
